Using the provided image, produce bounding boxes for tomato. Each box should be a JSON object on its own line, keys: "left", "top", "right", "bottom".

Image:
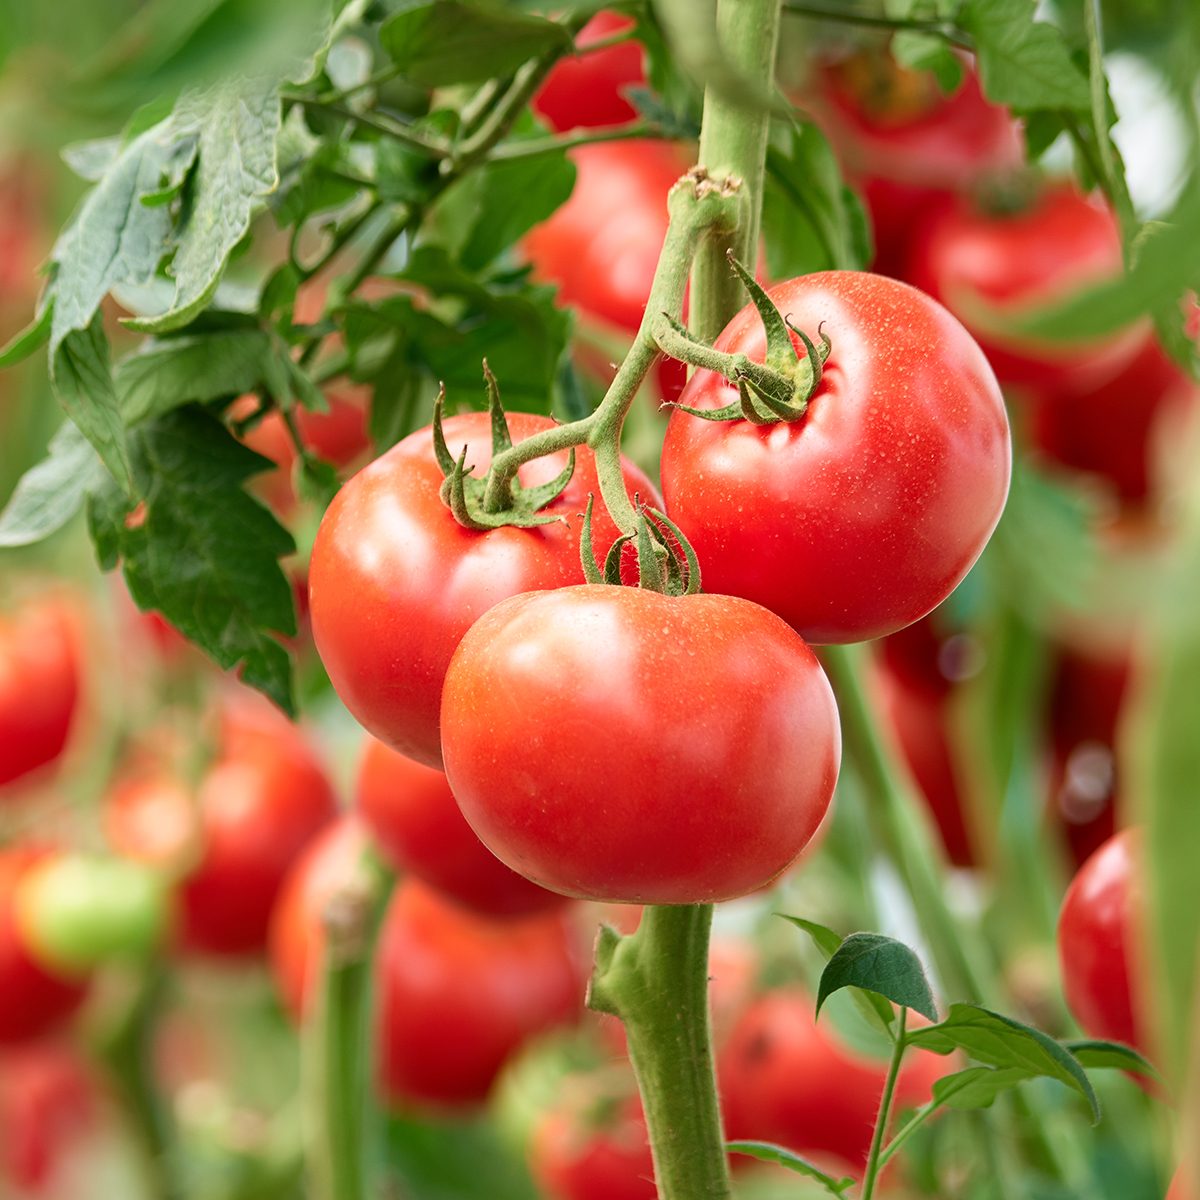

{"left": 531, "top": 1092, "right": 655, "bottom": 1200}
{"left": 0, "top": 594, "right": 82, "bottom": 792}
{"left": 905, "top": 183, "right": 1146, "bottom": 398}
{"left": 309, "top": 410, "right": 658, "bottom": 767}
{"left": 0, "top": 851, "right": 89, "bottom": 1044}
{"left": 812, "top": 53, "right": 1023, "bottom": 277}
{"left": 1057, "top": 829, "right": 1143, "bottom": 1054}
{"left": 106, "top": 693, "right": 337, "bottom": 957}
{"left": 0, "top": 1043, "right": 95, "bottom": 1194}
{"left": 660, "top": 271, "right": 1010, "bottom": 644}
{"left": 719, "top": 987, "right": 945, "bottom": 1176}
{"left": 1047, "top": 647, "right": 1131, "bottom": 869}
{"left": 1030, "top": 337, "right": 1196, "bottom": 507}
{"left": 523, "top": 139, "right": 688, "bottom": 404}
{"left": 441, "top": 585, "right": 839, "bottom": 904}
{"left": 533, "top": 12, "right": 645, "bottom": 133}
{"left": 1169, "top": 1165, "right": 1196, "bottom": 1200}
{"left": 356, "top": 736, "right": 566, "bottom": 918}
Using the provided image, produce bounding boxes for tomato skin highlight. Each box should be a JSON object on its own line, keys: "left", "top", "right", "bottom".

{"left": 1057, "top": 829, "right": 1143, "bottom": 1055}
{"left": 0, "top": 851, "right": 89, "bottom": 1045}
{"left": 441, "top": 585, "right": 840, "bottom": 905}
{"left": 905, "top": 183, "right": 1145, "bottom": 397}
{"left": 0, "top": 596, "right": 82, "bottom": 792}
{"left": 719, "top": 987, "right": 944, "bottom": 1176}
{"left": 660, "top": 270, "right": 1011, "bottom": 644}
{"left": 309, "top": 411, "right": 658, "bottom": 767}
{"left": 533, "top": 12, "right": 645, "bottom": 134}
{"left": 355, "top": 737, "right": 566, "bottom": 918}
{"left": 106, "top": 694, "right": 337, "bottom": 957}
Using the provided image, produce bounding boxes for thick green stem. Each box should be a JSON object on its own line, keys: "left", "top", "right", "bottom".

{"left": 589, "top": 906, "right": 731, "bottom": 1200}
{"left": 690, "top": 0, "right": 781, "bottom": 342}
{"left": 862, "top": 1009, "right": 907, "bottom": 1200}
{"left": 305, "top": 854, "right": 390, "bottom": 1200}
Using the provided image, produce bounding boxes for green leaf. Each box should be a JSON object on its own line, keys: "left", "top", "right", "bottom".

{"left": 930, "top": 1066, "right": 1037, "bottom": 1111}
{"left": 891, "top": 30, "right": 964, "bottom": 93}
{"left": 379, "top": 2, "right": 570, "bottom": 86}
{"left": 763, "top": 120, "right": 870, "bottom": 277}
{"left": 51, "top": 320, "right": 133, "bottom": 493}
{"left": 95, "top": 407, "right": 297, "bottom": 713}
{"left": 726, "top": 1142, "right": 855, "bottom": 1196}
{"left": 0, "top": 423, "right": 104, "bottom": 548}
{"left": 61, "top": 136, "right": 124, "bottom": 182}
{"left": 959, "top": 0, "right": 1090, "bottom": 113}
{"left": 1065, "top": 1039, "right": 1159, "bottom": 1080}
{"left": 115, "top": 329, "right": 278, "bottom": 424}
{"left": 127, "top": 82, "right": 281, "bottom": 334}
{"left": 816, "top": 932, "right": 938, "bottom": 1024}
{"left": 0, "top": 302, "right": 52, "bottom": 368}
{"left": 906, "top": 1004, "right": 1100, "bottom": 1122}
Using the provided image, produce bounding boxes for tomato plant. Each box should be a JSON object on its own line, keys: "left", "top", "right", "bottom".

{"left": 660, "top": 271, "right": 1011, "bottom": 644}
{"left": 355, "top": 735, "right": 566, "bottom": 917}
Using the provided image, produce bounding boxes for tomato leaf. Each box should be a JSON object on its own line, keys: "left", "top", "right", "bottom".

{"left": 1065, "top": 1039, "right": 1160, "bottom": 1081}
{"left": 890, "top": 30, "right": 964, "bottom": 94}
{"left": 816, "top": 932, "right": 938, "bottom": 1024}
{"left": 930, "top": 1065, "right": 1037, "bottom": 1110}
{"left": 379, "top": 2, "right": 570, "bottom": 87}
{"left": 125, "top": 82, "right": 282, "bottom": 335}
{"left": 87, "top": 406, "right": 297, "bottom": 714}
{"left": 959, "top": 0, "right": 1090, "bottom": 114}
{"left": 0, "top": 422, "right": 104, "bottom": 548}
{"left": 726, "top": 1142, "right": 855, "bottom": 1196}
{"left": 906, "top": 1004, "right": 1101, "bottom": 1123}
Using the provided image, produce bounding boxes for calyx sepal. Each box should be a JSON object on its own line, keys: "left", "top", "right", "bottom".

{"left": 580, "top": 495, "right": 701, "bottom": 597}
{"left": 433, "top": 363, "right": 575, "bottom": 531}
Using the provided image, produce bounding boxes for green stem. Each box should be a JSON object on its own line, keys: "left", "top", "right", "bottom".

{"left": 781, "top": 2, "right": 972, "bottom": 49}
{"left": 861, "top": 1009, "right": 907, "bottom": 1200}
{"left": 690, "top": 0, "right": 781, "bottom": 342}
{"left": 488, "top": 120, "right": 660, "bottom": 162}
{"left": 290, "top": 98, "right": 450, "bottom": 157}
{"left": 589, "top": 905, "right": 731, "bottom": 1200}
{"left": 305, "top": 853, "right": 391, "bottom": 1200}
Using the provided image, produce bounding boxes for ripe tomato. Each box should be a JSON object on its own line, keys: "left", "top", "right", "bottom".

{"left": 523, "top": 139, "right": 688, "bottom": 404}
{"left": 1169, "top": 1165, "right": 1196, "bottom": 1200}
{"left": 377, "top": 881, "right": 586, "bottom": 1109}
{"left": 441, "top": 585, "right": 839, "bottom": 904}
{"left": 531, "top": 1092, "right": 655, "bottom": 1200}
{"left": 1030, "top": 337, "right": 1196, "bottom": 507}
{"left": 1057, "top": 829, "right": 1143, "bottom": 1054}
{"left": 719, "top": 987, "right": 944, "bottom": 1176}
{"left": 356, "top": 737, "right": 566, "bottom": 918}
{"left": 659, "top": 271, "right": 1010, "bottom": 644}
{"left": 0, "top": 851, "right": 89, "bottom": 1044}
{"left": 0, "top": 594, "right": 82, "bottom": 792}
{"left": 309, "top": 410, "right": 658, "bottom": 767}
{"left": 533, "top": 12, "right": 645, "bottom": 133}
{"left": 812, "top": 53, "right": 1022, "bottom": 276}
{"left": 905, "top": 183, "right": 1146, "bottom": 398}
{"left": 106, "top": 693, "right": 337, "bottom": 957}
{"left": 0, "top": 1043, "right": 95, "bottom": 1193}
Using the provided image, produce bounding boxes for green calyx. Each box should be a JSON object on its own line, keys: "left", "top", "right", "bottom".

{"left": 580, "top": 495, "right": 701, "bottom": 596}
{"left": 434, "top": 362, "right": 575, "bottom": 531}
{"left": 655, "top": 251, "right": 831, "bottom": 425}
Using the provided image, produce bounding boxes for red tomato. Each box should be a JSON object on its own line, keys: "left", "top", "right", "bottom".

{"left": 106, "top": 694, "right": 337, "bottom": 957}
{"left": 441, "top": 585, "right": 839, "bottom": 904}
{"left": 1047, "top": 647, "right": 1131, "bottom": 869}
{"left": 1169, "top": 1165, "right": 1196, "bottom": 1200}
{"left": 905, "top": 183, "right": 1146, "bottom": 397}
{"left": 0, "top": 1043, "right": 95, "bottom": 1194}
{"left": 309, "top": 410, "right": 658, "bottom": 767}
{"left": 269, "top": 817, "right": 366, "bottom": 1020}
{"left": 533, "top": 12, "right": 646, "bottom": 133}
{"left": 0, "top": 595, "right": 82, "bottom": 792}
{"left": 1030, "top": 337, "right": 1197, "bottom": 507}
{"left": 1057, "top": 829, "right": 1144, "bottom": 1054}
{"left": 659, "top": 271, "right": 1010, "bottom": 644}
{"left": 531, "top": 1093, "right": 655, "bottom": 1200}
{"left": 377, "top": 880, "right": 587, "bottom": 1109}
{"left": 719, "top": 987, "right": 944, "bottom": 1176}
{"left": 0, "top": 851, "right": 89, "bottom": 1044}
{"left": 813, "top": 54, "right": 1023, "bottom": 276}
{"left": 356, "top": 737, "right": 566, "bottom": 918}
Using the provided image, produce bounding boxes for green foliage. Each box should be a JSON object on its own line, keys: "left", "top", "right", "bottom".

{"left": 726, "top": 1142, "right": 855, "bottom": 1197}
{"left": 815, "top": 932, "right": 939, "bottom": 1024}
{"left": 0, "top": 423, "right": 105, "bottom": 547}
